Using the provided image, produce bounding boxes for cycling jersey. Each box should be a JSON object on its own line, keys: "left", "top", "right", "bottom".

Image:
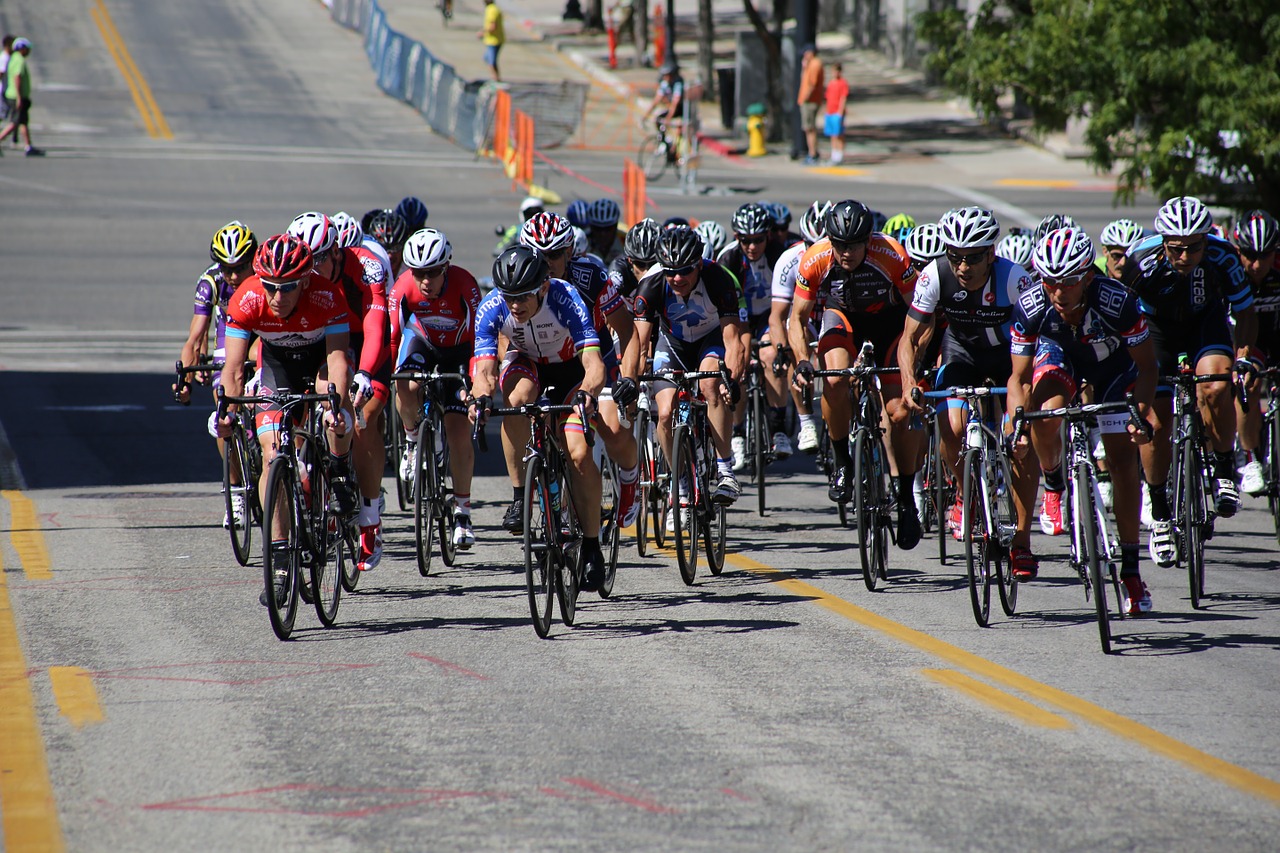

{"left": 718, "top": 242, "right": 785, "bottom": 318}
{"left": 769, "top": 242, "right": 808, "bottom": 304}
{"left": 474, "top": 278, "right": 599, "bottom": 364}
{"left": 908, "top": 256, "right": 1034, "bottom": 354}
{"left": 1124, "top": 234, "right": 1252, "bottom": 326}
{"left": 1249, "top": 265, "right": 1280, "bottom": 359}
{"left": 388, "top": 265, "right": 481, "bottom": 355}
{"left": 1011, "top": 276, "right": 1149, "bottom": 368}
{"left": 193, "top": 264, "right": 238, "bottom": 362}
{"left": 563, "top": 255, "right": 624, "bottom": 359}
{"left": 794, "top": 234, "right": 916, "bottom": 317}
{"left": 632, "top": 261, "right": 747, "bottom": 344}
{"left": 316, "top": 247, "right": 389, "bottom": 376}
{"left": 607, "top": 255, "right": 654, "bottom": 304}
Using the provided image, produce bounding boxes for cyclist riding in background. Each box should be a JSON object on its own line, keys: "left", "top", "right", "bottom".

{"left": 762, "top": 202, "right": 802, "bottom": 249}
{"left": 217, "top": 234, "right": 357, "bottom": 604}
{"left": 718, "top": 202, "right": 791, "bottom": 464}
{"left": 1230, "top": 209, "right": 1279, "bottom": 497}
{"left": 469, "top": 245, "right": 609, "bottom": 590}
{"left": 642, "top": 62, "right": 685, "bottom": 152}
{"left": 494, "top": 196, "right": 547, "bottom": 257}
{"left": 898, "top": 206, "right": 1038, "bottom": 568}
{"left": 996, "top": 231, "right": 1034, "bottom": 270}
{"left": 332, "top": 212, "right": 364, "bottom": 250}
{"left": 389, "top": 227, "right": 482, "bottom": 549}
{"left": 903, "top": 222, "right": 946, "bottom": 272}
{"left": 1096, "top": 218, "right": 1144, "bottom": 280}
{"left": 1007, "top": 228, "right": 1159, "bottom": 609}
{"left": 694, "top": 220, "right": 728, "bottom": 261}
{"left": 883, "top": 213, "right": 916, "bottom": 247}
{"left": 520, "top": 211, "right": 641, "bottom": 529}
{"left": 366, "top": 210, "right": 411, "bottom": 283}
{"left": 584, "top": 198, "right": 624, "bottom": 264}
{"left": 176, "top": 221, "right": 259, "bottom": 528}
{"left": 288, "top": 211, "right": 391, "bottom": 572}
{"left": 1122, "top": 196, "right": 1255, "bottom": 564}
{"left": 623, "top": 226, "right": 747, "bottom": 512}
{"left": 789, "top": 199, "right": 924, "bottom": 549}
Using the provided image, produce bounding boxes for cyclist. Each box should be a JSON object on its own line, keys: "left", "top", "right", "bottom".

{"left": 1034, "top": 213, "right": 1078, "bottom": 244}
{"left": 332, "top": 212, "right": 364, "bottom": 249}
{"left": 584, "top": 198, "right": 624, "bottom": 264}
{"left": 1231, "top": 209, "right": 1279, "bottom": 497}
{"left": 883, "top": 213, "right": 916, "bottom": 246}
{"left": 898, "top": 206, "right": 1037, "bottom": 564}
{"left": 694, "top": 220, "right": 728, "bottom": 261}
{"left": 996, "top": 231, "right": 1034, "bottom": 269}
{"left": 1097, "top": 218, "right": 1144, "bottom": 279}
{"left": 390, "top": 228, "right": 482, "bottom": 548}
{"left": 520, "top": 211, "right": 640, "bottom": 529}
{"left": 469, "top": 246, "right": 609, "bottom": 590}
{"left": 1122, "top": 197, "right": 1255, "bottom": 564}
{"left": 217, "top": 235, "right": 357, "bottom": 605}
{"left": 288, "top": 212, "right": 391, "bottom": 572}
{"left": 762, "top": 202, "right": 802, "bottom": 249}
{"left": 395, "top": 196, "right": 429, "bottom": 233}
{"left": 366, "top": 210, "right": 411, "bottom": 282}
{"left": 495, "top": 196, "right": 547, "bottom": 257}
{"left": 903, "top": 222, "right": 946, "bottom": 271}
{"left": 623, "top": 226, "right": 747, "bottom": 515}
{"left": 608, "top": 218, "right": 661, "bottom": 305}
{"left": 176, "top": 221, "right": 259, "bottom": 528}
{"left": 642, "top": 62, "right": 685, "bottom": 156}
{"left": 769, "top": 199, "right": 830, "bottom": 453}
{"left": 566, "top": 199, "right": 591, "bottom": 230}
{"left": 1008, "top": 228, "right": 1158, "bottom": 609}
{"left": 718, "top": 202, "right": 791, "bottom": 465}
{"left": 790, "top": 199, "right": 923, "bottom": 549}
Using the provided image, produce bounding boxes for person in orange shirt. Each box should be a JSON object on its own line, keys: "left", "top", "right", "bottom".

{"left": 824, "top": 62, "right": 849, "bottom": 164}
{"left": 796, "top": 44, "right": 824, "bottom": 165}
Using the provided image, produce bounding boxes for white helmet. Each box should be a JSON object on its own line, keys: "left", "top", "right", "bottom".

{"left": 903, "top": 222, "right": 946, "bottom": 264}
{"left": 799, "top": 201, "right": 832, "bottom": 244}
{"left": 287, "top": 211, "right": 337, "bottom": 255}
{"left": 571, "top": 226, "right": 589, "bottom": 259}
{"left": 403, "top": 228, "right": 452, "bottom": 269}
{"left": 694, "top": 220, "right": 728, "bottom": 259}
{"left": 939, "top": 206, "right": 1000, "bottom": 249}
{"left": 1099, "top": 218, "right": 1144, "bottom": 249}
{"left": 519, "top": 211, "right": 574, "bottom": 252}
{"left": 1154, "top": 196, "right": 1213, "bottom": 237}
{"left": 331, "top": 211, "right": 363, "bottom": 249}
{"left": 995, "top": 232, "right": 1034, "bottom": 267}
{"left": 1033, "top": 228, "right": 1095, "bottom": 279}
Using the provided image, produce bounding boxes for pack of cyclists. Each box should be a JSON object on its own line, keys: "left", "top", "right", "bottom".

{"left": 177, "top": 191, "right": 1280, "bottom": 622}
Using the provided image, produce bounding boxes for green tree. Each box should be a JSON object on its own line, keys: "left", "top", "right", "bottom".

{"left": 917, "top": 0, "right": 1280, "bottom": 212}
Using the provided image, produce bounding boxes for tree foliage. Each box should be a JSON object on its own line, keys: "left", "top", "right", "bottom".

{"left": 917, "top": 0, "right": 1280, "bottom": 212}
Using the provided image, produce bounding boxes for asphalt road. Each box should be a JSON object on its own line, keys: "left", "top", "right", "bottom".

{"left": 1, "top": 1, "right": 1277, "bottom": 851}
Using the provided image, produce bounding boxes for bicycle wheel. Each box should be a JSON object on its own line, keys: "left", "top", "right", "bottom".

{"left": 599, "top": 459, "right": 619, "bottom": 598}
{"left": 961, "top": 448, "right": 991, "bottom": 627}
{"left": 751, "top": 384, "right": 768, "bottom": 517}
{"left": 555, "top": 469, "right": 580, "bottom": 627}
{"left": 635, "top": 410, "right": 651, "bottom": 557}
{"left": 705, "top": 503, "right": 726, "bottom": 575}
{"left": 854, "top": 428, "right": 886, "bottom": 592}
{"left": 310, "top": 466, "right": 343, "bottom": 628}
{"left": 414, "top": 420, "right": 436, "bottom": 577}
{"left": 1181, "top": 439, "right": 1207, "bottom": 609}
{"left": 437, "top": 437, "right": 459, "bottom": 567}
{"left": 390, "top": 398, "right": 410, "bottom": 512}
{"left": 651, "top": 441, "right": 670, "bottom": 548}
{"left": 671, "top": 424, "right": 699, "bottom": 585}
{"left": 262, "top": 456, "right": 301, "bottom": 640}
{"left": 523, "top": 455, "right": 555, "bottom": 638}
{"left": 994, "top": 452, "right": 1019, "bottom": 617}
{"left": 639, "top": 134, "right": 669, "bottom": 181}
{"left": 223, "top": 424, "right": 255, "bottom": 566}
{"left": 1270, "top": 411, "right": 1280, "bottom": 545}
{"left": 1078, "top": 460, "right": 1112, "bottom": 654}
{"left": 933, "top": 434, "right": 950, "bottom": 565}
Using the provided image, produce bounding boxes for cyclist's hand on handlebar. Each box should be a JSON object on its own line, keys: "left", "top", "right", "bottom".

{"left": 323, "top": 407, "right": 353, "bottom": 436}
{"left": 719, "top": 379, "right": 741, "bottom": 407}
{"left": 574, "top": 390, "right": 597, "bottom": 420}
{"left": 468, "top": 394, "right": 492, "bottom": 425}
{"left": 611, "top": 377, "right": 639, "bottom": 408}
{"left": 903, "top": 385, "right": 924, "bottom": 415}
{"left": 350, "top": 370, "right": 374, "bottom": 409}
{"left": 772, "top": 344, "right": 793, "bottom": 376}
{"left": 792, "top": 360, "right": 815, "bottom": 390}
{"left": 215, "top": 411, "right": 236, "bottom": 439}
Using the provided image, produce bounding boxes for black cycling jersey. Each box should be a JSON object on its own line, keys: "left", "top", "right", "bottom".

{"left": 1123, "top": 234, "right": 1252, "bottom": 328}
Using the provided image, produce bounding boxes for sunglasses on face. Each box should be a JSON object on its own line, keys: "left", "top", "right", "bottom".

{"left": 413, "top": 263, "right": 449, "bottom": 280}
{"left": 946, "top": 249, "right": 988, "bottom": 267}
{"left": 220, "top": 260, "right": 253, "bottom": 276}
{"left": 1042, "top": 272, "right": 1089, "bottom": 289}
{"left": 1239, "top": 247, "right": 1274, "bottom": 262}
{"left": 830, "top": 238, "right": 867, "bottom": 253}
{"left": 664, "top": 264, "right": 698, "bottom": 278}
{"left": 1164, "top": 239, "right": 1206, "bottom": 257}
{"left": 544, "top": 247, "right": 571, "bottom": 261}
{"left": 503, "top": 291, "right": 539, "bottom": 306}
{"left": 738, "top": 234, "right": 767, "bottom": 246}
{"left": 262, "top": 279, "right": 303, "bottom": 295}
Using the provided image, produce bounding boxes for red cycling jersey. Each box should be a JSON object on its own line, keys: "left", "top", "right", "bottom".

{"left": 225, "top": 276, "right": 351, "bottom": 355}
{"left": 316, "top": 247, "right": 389, "bottom": 375}
{"left": 389, "top": 265, "right": 482, "bottom": 354}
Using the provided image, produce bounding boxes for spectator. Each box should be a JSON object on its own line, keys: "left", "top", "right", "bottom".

{"left": 796, "top": 44, "right": 824, "bottom": 165}
{"left": 479, "top": 0, "right": 505, "bottom": 82}
{"left": 824, "top": 62, "right": 849, "bottom": 164}
{"left": 0, "top": 35, "right": 14, "bottom": 127}
{"left": 0, "top": 37, "right": 42, "bottom": 156}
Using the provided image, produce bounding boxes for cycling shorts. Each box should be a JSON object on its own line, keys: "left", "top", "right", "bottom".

{"left": 1032, "top": 339, "right": 1138, "bottom": 431}
{"left": 651, "top": 331, "right": 727, "bottom": 397}
{"left": 500, "top": 353, "right": 591, "bottom": 434}
{"left": 932, "top": 346, "right": 1012, "bottom": 412}
{"left": 816, "top": 306, "right": 904, "bottom": 387}
{"left": 1146, "top": 303, "right": 1233, "bottom": 397}
{"left": 396, "top": 337, "right": 472, "bottom": 415}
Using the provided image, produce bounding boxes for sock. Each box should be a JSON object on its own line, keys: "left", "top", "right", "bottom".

{"left": 1212, "top": 451, "right": 1235, "bottom": 480}
{"left": 800, "top": 413, "right": 817, "bottom": 429}
{"left": 769, "top": 406, "right": 786, "bottom": 435}
{"left": 897, "top": 475, "right": 916, "bottom": 507}
{"left": 1149, "top": 481, "right": 1170, "bottom": 521}
{"left": 832, "top": 437, "right": 850, "bottom": 469}
{"left": 455, "top": 493, "right": 471, "bottom": 516}
{"left": 732, "top": 422, "right": 746, "bottom": 438}
{"left": 359, "top": 496, "right": 379, "bottom": 527}
{"left": 329, "top": 452, "right": 351, "bottom": 480}
{"left": 717, "top": 457, "right": 733, "bottom": 477}
{"left": 1043, "top": 465, "right": 1065, "bottom": 493}
{"left": 619, "top": 465, "right": 639, "bottom": 484}
{"left": 512, "top": 485, "right": 525, "bottom": 503}
{"left": 404, "top": 427, "right": 417, "bottom": 443}
{"left": 1120, "top": 543, "right": 1140, "bottom": 578}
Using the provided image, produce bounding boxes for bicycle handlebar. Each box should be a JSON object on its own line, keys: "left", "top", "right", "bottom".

{"left": 1010, "top": 392, "right": 1149, "bottom": 445}
{"left": 912, "top": 385, "right": 1008, "bottom": 402}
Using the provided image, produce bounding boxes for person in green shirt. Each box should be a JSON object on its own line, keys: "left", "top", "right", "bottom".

{"left": 0, "top": 37, "right": 42, "bottom": 156}
{"left": 478, "top": 0, "right": 505, "bottom": 82}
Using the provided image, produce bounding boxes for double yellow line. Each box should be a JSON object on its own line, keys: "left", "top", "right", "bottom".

{"left": 90, "top": 0, "right": 172, "bottom": 139}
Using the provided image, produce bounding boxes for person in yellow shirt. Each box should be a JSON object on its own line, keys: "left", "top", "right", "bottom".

{"left": 479, "top": 0, "right": 505, "bottom": 82}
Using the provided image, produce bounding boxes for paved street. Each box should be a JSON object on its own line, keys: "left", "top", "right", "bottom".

{"left": 1, "top": 1, "right": 1277, "bottom": 850}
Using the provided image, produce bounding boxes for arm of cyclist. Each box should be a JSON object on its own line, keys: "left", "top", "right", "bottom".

{"left": 579, "top": 346, "right": 607, "bottom": 416}
{"left": 897, "top": 313, "right": 930, "bottom": 414}
{"left": 1127, "top": 337, "right": 1160, "bottom": 443}
{"left": 721, "top": 317, "right": 747, "bottom": 404}
{"left": 175, "top": 312, "right": 214, "bottom": 402}
{"left": 787, "top": 294, "right": 817, "bottom": 388}
{"left": 1005, "top": 351, "right": 1034, "bottom": 459}
{"left": 468, "top": 356, "right": 499, "bottom": 423}
{"left": 215, "top": 334, "right": 251, "bottom": 438}
{"left": 1232, "top": 305, "right": 1257, "bottom": 362}
{"left": 623, "top": 317, "right": 652, "bottom": 381}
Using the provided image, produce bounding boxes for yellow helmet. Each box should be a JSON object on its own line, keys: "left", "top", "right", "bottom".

{"left": 209, "top": 221, "right": 258, "bottom": 266}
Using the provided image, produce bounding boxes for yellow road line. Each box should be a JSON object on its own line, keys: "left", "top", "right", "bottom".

{"left": 922, "top": 669, "right": 1072, "bottom": 729}
{"left": 0, "top": 528, "right": 65, "bottom": 851}
{"left": 48, "top": 667, "right": 104, "bottom": 728}
{"left": 808, "top": 166, "right": 868, "bottom": 176}
{"left": 90, "top": 0, "right": 173, "bottom": 140}
{"left": 719, "top": 550, "right": 1280, "bottom": 805}
{"left": 3, "top": 491, "right": 52, "bottom": 580}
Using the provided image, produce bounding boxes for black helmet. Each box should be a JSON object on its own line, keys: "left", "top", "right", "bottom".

{"left": 662, "top": 216, "right": 690, "bottom": 230}
{"left": 731, "top": 203, "right": 771, "bottom": 236}
{"left": 824, "top": 199, "right": 874, "bottom": 243}
{"left": 492, "top": 245, "right": 549, "bottom": 296}
{"left": 360, "top": 208, "right": 387, "bottom": 233}
{"left": 624, "top": 218, "right": 662, "bottom": 265}
{"left": 657, "top": 226, "right": 704, "bottom": 269}
{"left": 368, "top": 210, "right": 410, "bottom": 249}
{"left": 1033, "top": 213, "right": 1078, "bottom": 244}
{"left": 1235, "top": 210, "right": 1279, "bottom": 254}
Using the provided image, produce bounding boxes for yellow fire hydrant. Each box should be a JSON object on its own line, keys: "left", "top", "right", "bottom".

{"left": 746, "top": 103, "right": 767, "bottom": 157}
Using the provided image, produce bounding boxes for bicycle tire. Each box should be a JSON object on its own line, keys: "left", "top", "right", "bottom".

{"left": 599, "top": 458, "right": 619, "bottom": 598}
{"left": 933, "top": 428, "right": 950, "bottom": 565}
{"left": 672, "top": 424, "right": 699, "bottom": 585}
{"left": 994, "top": 451, "right": 1019, "bottom": 617}
{"left": 1078, "top": 460, "right": 1112, "bottom": 653}
{"left": 1270, "top": 410, "right": 1280, "bottom": 545}
{"left": 635, "top": 410, "right": 651, "bottom": 556}
{"left": 854, "top": 428, "right": 886, "bottom": 592}
{"left": 555, "top": 467, "right": 580, "bottom": 627}
{"left": 639, "top": 134, "right": 669, "bottom": 181}
{"left": 752, "top": 383, "right": 767, "bottom": 517}
{"left": 223, "top": 425, "right": 254, "bottom": 566}
{"left": 414, "top": 420, "right": 436, "bottom": 577}
{"left": 262, "top": 456, "right": 300, "bottom": 641}
{"left": 961, "top": 448, "right": 991, "bottom": 627}
{"left": 651, "top": 440, "right": 670, "bottom": 548}
{"left": 310, "top": 465, "right": 343, "bottom": 628}
{"left": 1182, "top": 438, "right": 1207, "bottom": 609}
{"left": 437, "top": 438, "right": 459, "bottom": 567}
{"left": 705, "top": 503, "right": 726, "bottom": 575}
{"left": 523, "top": 455, "right": 555, "bottom": 638}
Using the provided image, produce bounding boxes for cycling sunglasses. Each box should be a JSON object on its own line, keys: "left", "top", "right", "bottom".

{"left": 738, "top": 234, "right": 767, "bottom": 246}
{"left": 829, "top": 238, "right": 868, "bottom": 253}
{"left": 946, "top": 249, "right": 988, "bottom": 267}
{"left": 261, "top": 279, "right": 304, "bottom": 295}
{"left": 663, "top": 264, "right": 698, "bottom": 278}
{"left": 1042, "top": 272, "right": 1090, "bottom": 289}
{"left": 413, "top": 263, "right": 449, "bottom": 279}
{"left": 219, "top": 259, "right": 253, "bottom": 276}
{"left": 1239, "top": 247, "right": 1275, "bottom": 262}
{"left": 1163, "top": 239, "right": 1206, "bottom": 257}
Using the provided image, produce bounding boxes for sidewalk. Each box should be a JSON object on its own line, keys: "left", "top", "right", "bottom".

{"left": 370, "top": 0, "right": 1118, "bottom": 191}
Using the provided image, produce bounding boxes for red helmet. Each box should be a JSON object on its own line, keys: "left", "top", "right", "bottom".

{"left": 254, "top": 234, "right": 314, "bottom": 281}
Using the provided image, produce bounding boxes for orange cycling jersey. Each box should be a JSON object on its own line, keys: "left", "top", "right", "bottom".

{"left": 793, "top": 234, "right": 916, "bottom": 315}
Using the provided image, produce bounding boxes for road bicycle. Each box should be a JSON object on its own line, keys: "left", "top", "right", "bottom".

{"left": 742, "top": 341, "right": 780, "bottom": 517}
{"left": 218, "top": 385, "right": 358, "bottom": 640}
{"left": 391, "top": 367, "right": 470, "bottom": 578}
{"left": 633, "top": 381, "right": 670, "bottom": 556}
{"left": 1259, "top": 367, "right": 1280, "bottom": 544}
{"left": 1012, "top": 394, "right": 1146, "bottom": 654}
{"left": 639, "top": 366, "right": 730, "bottom": 585}
{"left": 638, "top": 120, "right": 691, "bottom": 182}
{"left": 917, "top": 385, "right": 1016, "bottom": 626}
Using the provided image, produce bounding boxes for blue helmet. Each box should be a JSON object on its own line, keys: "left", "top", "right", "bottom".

{"left": 565, "top": 200, "right": 591, "bottom": 229}
{"left": 395, "top": 196, "right": 429, "bottom": 232}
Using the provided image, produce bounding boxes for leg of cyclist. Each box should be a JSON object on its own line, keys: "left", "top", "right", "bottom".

{"left": 1196, "top": 349, "right": 1241, "bottom": 517}
{"left": 1237, "top": 350, "right": 1265, "bottom": 495}
{"left": 352, "top": 380, "right": 388, "bottom": 571}
{"left": 701, "top": 350, "right": 741, "bottom": 504}
{"left": 395, "top": 377, "right": 422, "bottom": 481}
{"left": 499, "top": 356, "right": 538, "bottom": 534}
{"left": 758, "top": 326, "right": 793, "bottom": 459}
{"left": 444, "top": 409, "right": 476, "bottom": 548}
{"left": 729, "top": 328, "right": 751, "bottom": 472}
